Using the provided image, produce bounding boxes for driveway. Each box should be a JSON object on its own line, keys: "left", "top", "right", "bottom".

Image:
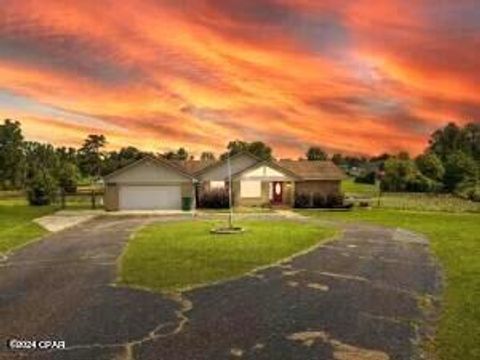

{"left": 0, "top": 216, "right": 441, "bottom": 360}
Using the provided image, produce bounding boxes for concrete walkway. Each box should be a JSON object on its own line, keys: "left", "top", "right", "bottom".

{"left": 0, "top": 216, "right": 442, "bottom": 360}
{"left": 33, "top": 211, "right": 100, "bottom": 232}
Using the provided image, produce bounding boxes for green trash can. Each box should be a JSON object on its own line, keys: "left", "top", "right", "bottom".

{"left": 182, "top": 197, "right": 192, "bottom": 211}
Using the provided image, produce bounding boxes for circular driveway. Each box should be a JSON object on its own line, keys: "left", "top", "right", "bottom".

{"left": 0, "top": 215, "right": 441, "bottom": 360}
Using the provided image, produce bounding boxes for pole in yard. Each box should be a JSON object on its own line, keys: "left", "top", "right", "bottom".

{"left": 228, "top": 155, "right": 233, "bottom": 228}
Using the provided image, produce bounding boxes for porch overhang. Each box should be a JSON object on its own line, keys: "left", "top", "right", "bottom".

{"left": 229, "top": 160, "right": 300, "bottom": 182}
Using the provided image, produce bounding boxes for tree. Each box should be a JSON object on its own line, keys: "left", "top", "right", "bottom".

{"left": 78, "top": 134, "right": 106, "bottom": 179}
{"left": 56, "top": 147, "right": 77, "bottom": 164}
{"left": 428, "top": 122, "right": 462, "bottom": 161}
{"left": 381, "top": 155, "right": 417, "bottom": 191}
{"left": 0, "top": 119, "right": 25, "bottom": 189}
{"left": 331, "top": 153, "right": 343, "bottom": 165}
{"left": 200, "top": 152, "right": 216, "bottom": 161}
{"left": 306, "top": 146, "right": 328, "bottom": 161}
{"left": 57, "top": 162, "right": 79, "bottom": 193}
{"left": 176, "top": 147, "right": 188, "bottom": 161}
{"left": 247, "top": 141, "right": 273, "bottom": 160}
{"left": 24, "top": 142, "right": 60, "bottom": 205}
{"left": 460, "top": 122, "right": 480, "bottom": 161}
{"left": 443, "top": 151, "right": 478, "bottom": 192}
{"left": 163, "top": 147, "right": 189, "bottom": 161}
{"left": 415, "top": 152, "right": 445, "bottom": 181}
{"left": 26, "top": 171, "right": 58, "bottom": 206}
{"left": 221, "top": 140, "right": 273, "bottom": 160}
{"left": 103, "top": 146, "right": 144, "bottom": 175}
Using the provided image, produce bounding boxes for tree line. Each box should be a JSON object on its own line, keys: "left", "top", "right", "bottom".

{"left": 0, "top": 119, "right": 479, "bottom": 204}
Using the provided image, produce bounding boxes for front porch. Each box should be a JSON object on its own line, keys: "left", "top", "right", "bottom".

{"left": 231, "top": 162, "right": 298, "bottom": 207}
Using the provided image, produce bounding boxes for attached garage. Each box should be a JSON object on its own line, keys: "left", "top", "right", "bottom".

{"left": 119, "top": 185, "right": 182, "bottom": 210}
{"left": 103, "top": 157, "right": 195, "bottom": 211}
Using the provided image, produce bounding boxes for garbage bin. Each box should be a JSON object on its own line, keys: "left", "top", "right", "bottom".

{"left": 182, "top": 197, "right": 192, "bottom": 211}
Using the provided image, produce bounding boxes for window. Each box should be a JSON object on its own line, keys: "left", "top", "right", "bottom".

{"left": 241, "top": 180, "right": 261, "bottom": 198}
{"left": 210, "top": 181, "right": 225, "bottom": 189}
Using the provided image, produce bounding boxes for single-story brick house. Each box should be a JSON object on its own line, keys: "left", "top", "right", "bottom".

{"left": 103, "top": 152, "right": 346, "bottom": 211}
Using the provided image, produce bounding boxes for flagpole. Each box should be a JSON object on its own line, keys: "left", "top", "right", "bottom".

{"left": 228, "top": 155, "right": 233, "bottom": 228}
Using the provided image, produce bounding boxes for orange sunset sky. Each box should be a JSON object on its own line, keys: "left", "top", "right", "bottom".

{"left": 0, "top": 0, "right": 479, "bottom": 157}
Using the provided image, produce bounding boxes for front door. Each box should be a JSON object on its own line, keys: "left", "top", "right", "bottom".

{"left": 272, "top": 182, "right": 283, "bottom": 203}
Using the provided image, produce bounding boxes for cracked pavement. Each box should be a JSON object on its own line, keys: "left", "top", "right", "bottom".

{"left": 0, "top": 216, "right": 442, "bottom": 360}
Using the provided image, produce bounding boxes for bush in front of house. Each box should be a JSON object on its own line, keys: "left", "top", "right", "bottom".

{"left": 294, "top": 193, "right": 311, "bottom": 208}
{"left": 295, "top": 192, "right": 349, "bottom": 209}
{"left": 326, "top": 193, "right": 345, "bottom": 208}
{"left": 198, "top": 189, "right": 230, "bottom": 208}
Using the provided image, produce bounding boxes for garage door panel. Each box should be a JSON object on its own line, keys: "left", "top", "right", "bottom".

{"left": 119, "top": 185, "right": 182, "bottom": 210}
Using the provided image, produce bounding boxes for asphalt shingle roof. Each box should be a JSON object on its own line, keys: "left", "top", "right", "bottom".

{"left": 277, "top": 160, "right": 347, "bottom": 180}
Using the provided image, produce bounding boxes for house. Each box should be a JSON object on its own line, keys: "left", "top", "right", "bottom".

{"left": 103, "top": 152, "right": 346, "bottom": 211}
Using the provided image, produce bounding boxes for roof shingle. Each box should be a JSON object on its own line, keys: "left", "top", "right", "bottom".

{"left": 277, "top": 160, "right": 346, "bottom": 180}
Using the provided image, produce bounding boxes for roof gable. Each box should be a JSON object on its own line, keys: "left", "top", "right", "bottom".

{"left": 232, "top": 160, "right": 300, "bottom": 180}
{"left": 104, "top": 157, "right": 194, "bottom": 183}
{"left": 196, "top": 152, "right": 260, "bottom": 181}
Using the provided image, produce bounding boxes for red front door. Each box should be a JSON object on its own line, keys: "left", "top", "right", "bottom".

{"left": 272, "top": 182, "right": 283, "bottom": 203}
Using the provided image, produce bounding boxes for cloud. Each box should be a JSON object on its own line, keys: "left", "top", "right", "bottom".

{"left": 0, "top": 0, "right": 478, "bottom": 157}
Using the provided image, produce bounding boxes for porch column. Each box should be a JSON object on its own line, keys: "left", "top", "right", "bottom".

{"left": 290, "top": 181, "right": 296, "bottom": 206}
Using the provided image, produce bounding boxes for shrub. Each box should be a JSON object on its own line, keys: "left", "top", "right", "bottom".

{"left": 443, "top": 151, "right": 478, "bottom": 191}
{"left": 57, "top": 162, "right": 79, "bottom": 194}
{"left": 405, "top": 174, "right": 442, "bottom": 193}
{"left": 198, "top": 189, "right": 230, "bottom": 208}
{"left": 312, "top": 193, "right": 326, "bottom": 208}
{"left": 326, "top": 193, "right": 345, "bottom": 208}
{"left": 26, "top": 172, "right": 58, "bottom": 206}
{"left": 354, "top": 171, "right": 376, "bottom": 185}
{"left": 455, "top": 177, "right": 480, "bottom": 202}
{"left": 415, "top": 152, "right": 445, "bottom": 181}
{"left": 294, "top": 193, "right": 311, "bottom": 208}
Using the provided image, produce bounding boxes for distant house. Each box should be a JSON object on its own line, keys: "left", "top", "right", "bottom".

{"left": 103, "top": 152, "right": 346, "bottom": 211}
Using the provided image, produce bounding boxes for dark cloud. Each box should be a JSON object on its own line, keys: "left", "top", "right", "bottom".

{"left": 0, "top": 19, "right": 142, "bottom": 85}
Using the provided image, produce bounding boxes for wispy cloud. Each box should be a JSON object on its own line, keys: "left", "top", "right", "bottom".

{"left": 0, "top": 0, "right": 478, "bottom": 156}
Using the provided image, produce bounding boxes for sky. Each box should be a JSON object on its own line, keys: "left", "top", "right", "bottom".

{"left": 0, "top": 0, "right": 479, "bottom": 158}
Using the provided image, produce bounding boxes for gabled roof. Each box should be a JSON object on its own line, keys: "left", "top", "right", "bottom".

{"left": 103, "top": 153, "right": 346, "bottom": 182}
{"left": 230, "top": 159, "right": 301, "bottom": 180}
{"left": 103, "top": 156, "right": 196, "bottom": 181}
{"left": 192, "top": 151, "right": 262, "bottom": 176}
{"left": 277, "top": 160, "right": 347, "bottom": 180}
{"left": 170, "top": 159, "right": 216, "bottom": 174}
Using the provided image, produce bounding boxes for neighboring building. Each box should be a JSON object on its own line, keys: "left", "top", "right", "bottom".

{"left": 103, "top": 152, "right": 346, "bottom": 211}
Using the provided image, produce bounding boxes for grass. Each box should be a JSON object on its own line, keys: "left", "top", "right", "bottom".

{"left": 342, "top": 178, "right": 378, "bottom": 197}
{"left": 119, "top": 219, "right": 336, "bottom": 292}
{"left": 300, "top": 208, "right": 480, "bottom": 360}
{"left": 341, "top": 179, "right": 480, "bottom": 213}
{"left": 378, "top": 193, "right": 480, "bottom": 213}
{"left": 0, "top": 197, "right": 55, "bottom": 253}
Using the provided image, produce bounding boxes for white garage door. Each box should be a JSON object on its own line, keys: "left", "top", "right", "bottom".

{"left": 119, "top": 185, "right": 182, "bottom": 210}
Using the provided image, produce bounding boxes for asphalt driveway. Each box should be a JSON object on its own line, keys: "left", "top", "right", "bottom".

{"left": 0, "top": 216, "right": 441, "bottom": 360}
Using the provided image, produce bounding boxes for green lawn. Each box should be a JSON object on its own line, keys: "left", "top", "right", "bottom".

{"left": 378, "top": 193, "right": 480, "bottom": 213}
{"left": 342, "top": 178, "right": 378, "bottom": 197}
{"left": 300, "top": 208, "right": 480, "bottom": 360}
{"left": 119, "top": 220, "right": 336, "bottom": 292}
{"left": 341, "top": 178, "right": 480, "bottom": 213}
{"left": 0, "top": 198, "right": 55, "bottom": 253}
